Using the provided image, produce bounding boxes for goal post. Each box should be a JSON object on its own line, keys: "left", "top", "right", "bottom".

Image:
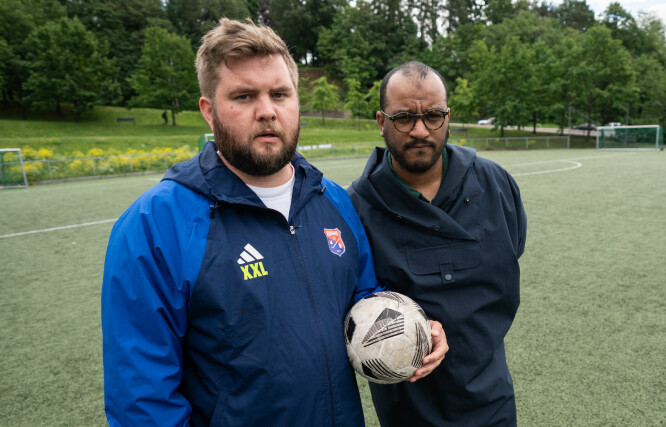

{"left": 198, "top": 133, "right": 214, "bottom": 151}
{"left": 0, "top": 148, "right": 29, "bottom": 189}
{"left": 596, "top": 125, "right": 663, "bottom": 151}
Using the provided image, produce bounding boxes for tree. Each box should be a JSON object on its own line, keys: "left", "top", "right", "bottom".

{"left": 412, "top": 0, "right": 442, "bottom": 44}
{"left": 450, "top": 78, "right": 476, "bottom": 125}
{"left": 444, "top": 0, "right": 482, "bottom": 32}
{"left": 318, "top": 2, "right": 421, "bottom": 88}
{"left": 468, "top": 37, "right": 535, "bottom": 136}
{"left": 310, "top": 76, "right": 340, "bottom": 124}
{"left": 317, "top": 4, "right": 385, "bottom": 87}
{"left": 365, "top": 80, "right": 382, "bottom": 117}
{"left": 269, "top": 0, "right": 346, "bottom": 64}
{"left": 344, "top": 78, "right": 369, "bottom": 125}
{"left": 557, "top": 0, "right": 595, "bottom": 31}
{"left": 574, "top": 25, "right": 637, "bottom": 134}
{"left": 484, "top": 0, "right": 515, "bottom": 25}
{"left": 601, "top": 2, "right": 640, "bottom": 54}
{"left": 129, "top": 27, "right": 198, "bottom": 126}
{"left": 631, "top": 54, "right": 666, "bottom": 126}
{"left": 298, "top": 76, "right": 313, "bottom": 111}
{"left": 23, "top": 17, "right": 117, "bottom": 119}
{"left": 634, "top": 13, "right": 666, "bottom": 64}
{"left": 0, "top": 0, "right": 66, "bottom": 113}
{"left": 167, "top": 0, "right": 255, "bottom": 46}
{"left": 67, "top": 0, "right": 174, "bottom": 103}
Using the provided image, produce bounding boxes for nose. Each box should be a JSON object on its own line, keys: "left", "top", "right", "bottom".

{"left": 255, "top": 94, "right": 277, "bottom": 121}
{"left": 409, "top": 116, "right": 430, "bottom": 139}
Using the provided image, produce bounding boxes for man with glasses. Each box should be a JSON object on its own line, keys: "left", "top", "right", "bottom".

{"left": 348, "top": 61, "right": 527, "bottom": 426}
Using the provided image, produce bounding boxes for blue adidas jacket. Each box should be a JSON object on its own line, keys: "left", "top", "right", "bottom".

{"left": 101, "top": 142, "right": 382, "bottom": 426}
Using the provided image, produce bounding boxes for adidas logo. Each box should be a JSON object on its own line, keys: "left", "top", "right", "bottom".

{"left": 237, "top": 243, "right": 269, "bottom": 281}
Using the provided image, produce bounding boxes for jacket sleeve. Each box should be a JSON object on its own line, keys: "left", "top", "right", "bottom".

{"left": 506, "top": 171, "right": 527, "bottom": 259}
{"left": 101, "top": 189, "right": 194, "bottom": 427}
{"left": 322, "top": 177, "right": 385, "bottom": 302}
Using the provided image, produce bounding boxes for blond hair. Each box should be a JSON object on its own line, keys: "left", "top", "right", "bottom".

{"left": 196, "top": 18, "right": 299, "bottom": 99}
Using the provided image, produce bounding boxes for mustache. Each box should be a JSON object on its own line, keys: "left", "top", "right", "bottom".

{"left": 250, "top": 124, "right": 286, "bottom": 140}
{"left": 404, "top": 139, "right": 436, "bottom": 149}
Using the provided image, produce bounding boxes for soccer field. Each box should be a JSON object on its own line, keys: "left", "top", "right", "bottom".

{"left": 0, "top": 148, "right": 664, "bottom": 426}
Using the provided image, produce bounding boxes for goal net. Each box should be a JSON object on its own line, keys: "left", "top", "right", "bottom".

{"left": 0, "top": 148, "right": 29, "bottom": 188}
{"left": 596, "top": 125, "right": 663, "bottom": 151}
{"left": 198, "top": 133, "right": 214, "bottom": 151}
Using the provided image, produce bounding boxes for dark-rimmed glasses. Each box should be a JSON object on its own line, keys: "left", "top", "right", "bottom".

{"left": 380, "top": 108, "right": 450, "bottom": 133}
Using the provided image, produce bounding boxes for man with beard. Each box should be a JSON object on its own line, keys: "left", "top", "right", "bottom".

{"left": 101, "top": 22, "right": 447, "bottom": 427}
{"left": 348, "top": 61, "right": 527, "bottom": 426}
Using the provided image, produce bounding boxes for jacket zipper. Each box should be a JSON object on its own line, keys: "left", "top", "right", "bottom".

{"left": 287, "top": 180, "right": 337, "bottom": 426}
{"left": 210, "top": 177, "right": 337, "bottom": 425}
{"left": 288, "top": 227, "right": 336, "bottom": 427}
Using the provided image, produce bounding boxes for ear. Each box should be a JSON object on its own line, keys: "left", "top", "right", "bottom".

{"left": 200, "top": 97, "right": 214, "bottom": 130}
{"left": 376, "top": 111, "right": 385, "bottom": 137}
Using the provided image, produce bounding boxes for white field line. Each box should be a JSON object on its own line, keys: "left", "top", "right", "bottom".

{"left": 0, "top": 219, "right": 117, "bottom": 239}
{"left": 511, "top": 160, "right": 582, "bottom": 176}
{"left": 0, "top": 153, "right": 630, "bottom": 239}
{"left": 507, "top": 152, "right": 630, "bottom": 177}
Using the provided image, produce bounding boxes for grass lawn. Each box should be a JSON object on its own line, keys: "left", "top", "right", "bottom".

{"left": 0, "top": 105, "right": 593, "bottom": 155}
{"left": 1, "top": 149, "right": 664, "bottom": 426}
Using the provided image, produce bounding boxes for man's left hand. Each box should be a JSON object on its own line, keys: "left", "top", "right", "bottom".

{"left": 408, "top": 320, "right": 448, "bottom": 382}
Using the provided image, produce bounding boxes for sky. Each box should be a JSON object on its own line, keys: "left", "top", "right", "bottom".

{"left": 554, "top": 0, "right": 666, "bottom": 25}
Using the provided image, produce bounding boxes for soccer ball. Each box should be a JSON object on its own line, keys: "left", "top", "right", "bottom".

{"left": 344, "top": 291, "right": 432, "bottom": 384}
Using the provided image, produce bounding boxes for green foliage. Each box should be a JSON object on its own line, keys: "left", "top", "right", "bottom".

{"left": 64, "top": 0, "right": 174, "bottom": 104}
{"left": 450, "top": 78, "right": 476, "bottom": 125}
{"left": 0, "top": 0, "right": 663, "bottom": 130}
{"left": 317, "top": 4, "right": 383, "bottom": 87}
{"left": 0, "top": 0, "right": 66, "bottom": 107}
{"left": 365, "top": 80, "right": 381, "bottom": 117}
{"left": 469, "top": 37, "right": 535, "bottom": 135}
{"left": 556, "top": 0, "right": 596, "bottom": 31}
{"left": 166, "top": 0, "right": 255, "bottom": 47}
{"left": 574, "top": 25, "right": 637, "bottom": 127}
{"left": 632, "top": 54, "right": 666, "bottom": 125}
{"left": 129, "top": 27, "right": 198, "bottom": 125}
{"left": 310, "top": 76, "right": 340, "bottom": 124}
{"left": 23, "top": 17, "right": 117, "bottom": 119}
{"left": 344, "top": 78, "right": 369, "bottom": 119}
{"left": 270, "top": 0, "right": 345, "bottom": 65}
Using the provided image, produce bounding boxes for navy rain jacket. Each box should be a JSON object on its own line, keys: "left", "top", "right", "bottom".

{"left": 102, "top": 142, "right": 382, "bottom": 426}
{"left": 348, "top": 145, "right": 527, "bottom": 426}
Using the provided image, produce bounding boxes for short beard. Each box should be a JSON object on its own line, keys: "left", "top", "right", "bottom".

{"left": 212, "top": 110, "right": 299, "bottom": 177}
{"left": 385, "top": 125, "right": 449, "bottom": 174}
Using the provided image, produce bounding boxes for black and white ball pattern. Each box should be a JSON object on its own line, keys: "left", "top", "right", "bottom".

{"left": 344, "top": 291, "right": 432, "bottom": 384}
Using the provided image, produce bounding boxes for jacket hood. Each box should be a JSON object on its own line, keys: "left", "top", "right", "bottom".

{"left": 351, "top": 144, "right": 476, "bottom": 210}
{"left": 349, "top": 144, "right": 478, "bottom": 241}
{"left": 162, "top": 141, "right": 323, "bottom": 207}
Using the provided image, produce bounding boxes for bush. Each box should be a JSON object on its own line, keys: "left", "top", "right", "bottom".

{"left": 18, "top": 146, "right": 198, "bottom": 183}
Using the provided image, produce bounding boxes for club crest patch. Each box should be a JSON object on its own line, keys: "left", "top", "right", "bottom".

{"left": 324, "top": 228, "right": 346, "bottom": 257}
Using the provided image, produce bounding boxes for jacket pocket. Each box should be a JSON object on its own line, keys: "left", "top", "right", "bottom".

{"left": 406, "top": 242, "right": 481, "bottom": 285}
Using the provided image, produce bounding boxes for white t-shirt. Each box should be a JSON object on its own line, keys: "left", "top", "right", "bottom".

{"left": 246, "top": 164, "right": 295, "bottom": 221}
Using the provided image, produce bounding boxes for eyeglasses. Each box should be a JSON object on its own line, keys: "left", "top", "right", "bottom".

{"left": 380, "top": 108, "right": 450, "bottom": 133}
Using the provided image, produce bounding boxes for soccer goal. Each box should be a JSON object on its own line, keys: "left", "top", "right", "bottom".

{"left": 596, "top": 125, "right": 663, "bottom": 151}
{"left": 198, "top": 133, "right": 215, "bottom": 151}
{"left": 0, "top": 148, "right": 29, "bottom": 189}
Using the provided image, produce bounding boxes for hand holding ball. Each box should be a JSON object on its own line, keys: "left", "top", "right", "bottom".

{"left": 344, "top": 291, "right": 432, "bottom": 384}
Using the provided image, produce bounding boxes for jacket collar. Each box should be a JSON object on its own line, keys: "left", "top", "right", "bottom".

{"left": 163, "top": 141, "right": 324, "bottom": 211}
{"left": 352, "top": 145, "right": 477, "bottom": 241}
